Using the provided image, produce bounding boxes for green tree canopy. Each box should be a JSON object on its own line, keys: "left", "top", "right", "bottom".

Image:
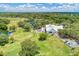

{"left": 19, "top": 39, "right": 40, "bottom": 56}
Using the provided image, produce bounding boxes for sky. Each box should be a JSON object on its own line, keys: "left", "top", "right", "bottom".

{"left": 0, "top": 3, "right": 79, "bottom": 12}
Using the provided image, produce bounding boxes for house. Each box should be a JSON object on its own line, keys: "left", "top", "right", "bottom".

{"left": 45, "top": 24, "right": 63, "bottom": 34}
{"left": 35, "top": 27, "right": 45, "bottom": 33}
{"left": 64, "top": 39, "right": 79, "bottom": 48}
{"left": 36, "top": 24, "right": 63, "bottom": 34}
{"left": 41, "top": 27, "right": 45, "bottom": 32}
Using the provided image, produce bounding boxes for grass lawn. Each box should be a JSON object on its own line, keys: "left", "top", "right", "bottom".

{"left": 0, "top": 30, "right": 73, "bottom": 56}
{"left": 0, "top": 29, "right": 33, "bottom": 56}
{"left": 36, "top": 35, "right": 72, "bottom": 56}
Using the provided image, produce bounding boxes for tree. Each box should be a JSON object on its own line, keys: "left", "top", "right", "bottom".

{"left": 23, "top": 23, "right": 31, "bottom": 32}
{"left": 9, "top": 25, "right": 16, "bottom": 32}
{"left": 0, "top": 23, "right": 8, "bottom": 31}
{"left": 39, "top": 33, "right": 47, "bottom": 41}
{"left": 18, "top": 21, "right": 25, "bottom": 28}
{"left": 19, "top": 39, "right": 39, "bottom": 56}
{"left": 0, "top": 19, "right": 10, "bottom": 24}
{"left": 0, "top": 34, "right": 9, "bottom": 46}
{"left": 27, "top": 19, "right": 41, "bottom": 29}
{"left": 18, "top": 21, "right": 31, "bottom": 32}
{"left": 58, "top": 29, "right": 71, "bottom": 38}
{"left": 9, "top": 37, "right": 14, "bottom": 43}
{"left": 58, "top": 29, "right": 79, "bottom": 40}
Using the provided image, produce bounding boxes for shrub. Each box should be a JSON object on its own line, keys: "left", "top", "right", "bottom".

{"left": 19, "top": 39, "right": 39, "bottom": 56}
{"left": 39, "top": 33, "right": 47, "bottom": 41}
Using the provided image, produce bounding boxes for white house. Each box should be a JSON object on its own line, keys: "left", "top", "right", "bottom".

{"left": 45, "top": 24, "right": 63, "bottom": 34}
{"left": 36, "top": 24, "right": 63, "bottom": 34}
{"left": 41, "top": 27, "right": 45, "bottom": 32}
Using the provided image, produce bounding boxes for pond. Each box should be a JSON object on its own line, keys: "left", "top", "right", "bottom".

{"left": 0, "top": 32, "right": 13, "bottom": 36}
{"left": 8, "top": 32, "right": 13, "bottom": 36}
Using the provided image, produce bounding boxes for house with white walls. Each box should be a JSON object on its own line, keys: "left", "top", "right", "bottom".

{"left": 36, "top": 24, "right": 63, "bottom": 34}
{"left": 45, "top": 24, "right": 63, "bottom": 34}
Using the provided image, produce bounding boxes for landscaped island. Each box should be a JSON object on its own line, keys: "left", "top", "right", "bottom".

{"left": 0, "top": 12, "right": 79, "bottom": 56}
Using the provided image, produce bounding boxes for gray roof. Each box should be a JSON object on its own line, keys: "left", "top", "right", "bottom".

{"left": 64, "top": 39, "right": 79, "bottom": 48}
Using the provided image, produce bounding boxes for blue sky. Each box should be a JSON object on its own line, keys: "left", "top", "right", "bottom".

{"left": 0, "top": 3, "right": 79, "bottom": 12}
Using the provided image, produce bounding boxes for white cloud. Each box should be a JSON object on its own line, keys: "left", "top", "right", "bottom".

{"left": 50, "top": 4, "right": 79, "bottom": 12}
{"left": 26, "top": 3, "right": 36, "bottom": 7}
{"left": 0, "top": 3, "right": 79, "bottom": 12}
{"left": 18, "top": 4, "right": 26, "bottom": 8}
{"left": 41, "top": 6, "right": 47, "bottom": 9}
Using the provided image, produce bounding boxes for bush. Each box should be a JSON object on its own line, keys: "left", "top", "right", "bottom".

{"left": 39, "top": 33, "right": 47, "bottom": 41}
{"left": 0, "top": 34, "right": 9, "bottom": 46}
{"left": 19, "top": 39, "right": 39, "bottom": 56}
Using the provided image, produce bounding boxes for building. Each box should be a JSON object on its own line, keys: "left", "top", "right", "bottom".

{"left": 41, "top": 27, "right": 45, "bottom": 32}
{"left": 64, "top": 39, "right": 79, "bottom": 48}
{"left": 45, "top": 24, "right": 63, "bottom": 34}
{"left": 36, "top": 24, "right": 63, "bottom": 34}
